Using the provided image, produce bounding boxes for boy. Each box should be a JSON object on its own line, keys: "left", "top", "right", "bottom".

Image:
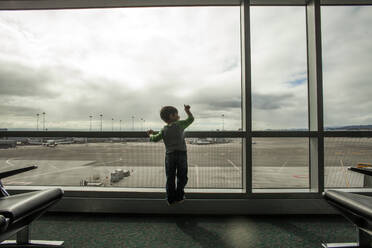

{"left": 147, "top": 104, "right": 194, "bottom": 205}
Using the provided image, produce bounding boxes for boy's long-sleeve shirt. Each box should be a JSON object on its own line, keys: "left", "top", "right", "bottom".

{"left": 150, "top": 115, "right": 194, "bottom": 153}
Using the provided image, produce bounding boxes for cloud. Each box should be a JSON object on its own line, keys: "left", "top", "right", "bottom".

{"left": 0, "top": 105, "right": 41, "bottom": 117}
{"left": 250, "top": 6, "right": 308, "bottom": 130}
{"left": 0, "top": 60, "right": 59, "bottom": 98}
{"left": 288, "top": 77, "right": 307, "bottom": 87}
{"left": 0, "top": 7, "right": 242, "bottom": 131}
{"left": 0, "top": 6, "right": 370, "bottom": 131}
{"left": 322, "top": 6, "right": 372, "bottom": 127}
{"left": 253, "top": 93, "right": 295, "bottom": 110}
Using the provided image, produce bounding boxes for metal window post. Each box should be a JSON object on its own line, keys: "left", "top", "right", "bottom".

{"left": 306, "top": 0, "right": 324, "bottom": 193}
{"left": 241, "top": 0, "right": 252, "bottom": 196}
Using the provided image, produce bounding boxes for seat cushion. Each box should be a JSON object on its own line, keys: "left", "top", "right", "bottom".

{"left": 0, "top": 188, "right": 63, "bottom": 222}
{"left": 323, "top": 190, "right": 372, "bottom": 221}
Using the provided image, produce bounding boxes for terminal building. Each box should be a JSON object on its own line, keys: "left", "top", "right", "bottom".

{"left": 0, "top": 0, "right": 372, "bottom": 247}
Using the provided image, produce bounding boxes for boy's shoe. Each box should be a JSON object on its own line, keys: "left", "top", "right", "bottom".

{"left": 176, "top": 196, "right": 186, "bottom": 204}
{"left": 167, "top": 200, "right": 176, "bottom": 206}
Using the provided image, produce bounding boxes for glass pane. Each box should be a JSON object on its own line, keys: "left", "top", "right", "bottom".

{"left": 0, "top": 7, "right": 241, "bottom": 131}
{"left": 251, "top": 7, "right": 308, "bottom": 131}
{"left": 1, "top": 137, "right": 242, "bottom": 189}
{"left": 252, "top": 138, "right": 309, "bottom": 189}
{"left": 325, "top": 138, "right": 372, "bottom": 188}
{"left": 322, "top": 6, "right": 372, "bottom": 130}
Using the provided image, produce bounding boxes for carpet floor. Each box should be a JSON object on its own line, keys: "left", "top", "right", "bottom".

{"left": 8, "top": 213, "right": 355, "bottom": 248}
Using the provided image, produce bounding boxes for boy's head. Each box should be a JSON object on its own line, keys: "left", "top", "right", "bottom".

{"left": 160, "top": 106, "right": 180, "bottom": 124}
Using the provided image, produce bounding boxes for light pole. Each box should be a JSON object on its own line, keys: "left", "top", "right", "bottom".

{"left": 140, "top": 118, "right": 144, "bottom": 131}
{"left": 89, "top": 115, "right": 92, "bottom": 131}
{"left": 100, "top": 114, "right": 103, "bottom": 132}
{"left": 120, "top": 120, "right": 122, "bottom": 131}
{"left": 36, "top": 113, "right": 40, "bottom": 131}
{"left": 143, "top": 119, "right": 146, "bottom": 131}
{"left": 42, "top": 112, "right": 46, "bottom": 131}
{"left": 111, "top": 118, "right": 114, "bottom": 131}
{"left": 131, "top": 116, "right": 135, "bottom": 131}
{"left": 221, "top": 114, "right": 225, "bottom": 131}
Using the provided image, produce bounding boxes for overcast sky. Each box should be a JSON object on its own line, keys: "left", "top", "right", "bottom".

{"left": 322, "top": 6, "right": 372, "bottom": 128}
{"left": 0, "top": 6, "right": 371, "bottom": 131}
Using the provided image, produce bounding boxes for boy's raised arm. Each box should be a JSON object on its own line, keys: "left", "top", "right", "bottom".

{"left": 177, "top": 104, "right": 194, "bottom": 130}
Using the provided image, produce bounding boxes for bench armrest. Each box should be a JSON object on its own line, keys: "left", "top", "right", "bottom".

{"left": 0, "top": 165, "right": 38, "bottom": 179}
{"left": 0, "top": 215, "right": 9, "bottom": 233}
{"left": 349, "top": 167, "right": 372, "bottom": 176}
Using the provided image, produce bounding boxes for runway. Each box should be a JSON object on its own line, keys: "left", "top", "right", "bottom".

{"left": 0, "top": 138, "right": 371, "bottom": 189}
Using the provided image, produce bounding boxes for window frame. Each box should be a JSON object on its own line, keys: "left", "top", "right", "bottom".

{"left": 1, "top": 0, "right": 372, "bottom": 214}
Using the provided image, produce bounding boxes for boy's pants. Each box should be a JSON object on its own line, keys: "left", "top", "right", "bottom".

{"left": 165, "top": 150, "right": 188, "bottom": 203}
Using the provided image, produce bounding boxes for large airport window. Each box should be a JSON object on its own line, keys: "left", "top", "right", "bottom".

{"left": 251, "top": 7, "right": 308, "bottom": 131}
{"left": 0, "top": 7, "right": 241, "bottom": 132}
{"left": 252, "top": 138, "right": 309, "bottom": 190}
{"left": 1, "top": 137, "right": 242, "bottom": 189}
{"left": 322, "top": 6, "right": 372, "bottom": 130}
{"left": 4, "top": 3, "right": 371, "bottom": 197}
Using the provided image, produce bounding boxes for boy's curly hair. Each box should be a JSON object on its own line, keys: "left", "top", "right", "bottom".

{"left": 160, "top": 106, "right": 178, "bottom": 123}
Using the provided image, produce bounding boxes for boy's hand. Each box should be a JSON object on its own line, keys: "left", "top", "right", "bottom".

{"left": 147, "top": 129, "right": 154, "bottom": 136}
{"left": 184, "top": 104, "right": 191, "bottom": 114}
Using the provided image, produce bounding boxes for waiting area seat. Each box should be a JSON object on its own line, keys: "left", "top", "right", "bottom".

{"left": 323, "top": 190, "right": 372, "bottom": 248}
{"left": 0, "top": 165, "right": 64, "bottom": 247}
{"left": 0, "top": 216, "right": 7, "bottom": 233}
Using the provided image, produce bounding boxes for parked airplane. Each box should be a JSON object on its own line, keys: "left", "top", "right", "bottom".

{"left": 42, "top": 139, "right": 75, "bottom": 147}
{"left": 189, "top": 138, "right": 232, "bottom": 145}
{"left": 42, "top": 140, "right": 58, "bottom": 147}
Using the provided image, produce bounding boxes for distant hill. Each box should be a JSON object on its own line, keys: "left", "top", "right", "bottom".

{"left": 264, "top": 125, "right": 372, "bottom": 131}
{"left": 325, "top": 125, "right": 372, "bottom": 131}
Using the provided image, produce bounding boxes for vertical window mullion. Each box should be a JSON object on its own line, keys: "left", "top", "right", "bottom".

{"left": 306, "top": 0, "right": 324, "bottom": 193}
{"left": 241, "top": 0, "right": 252, "bottom": 196}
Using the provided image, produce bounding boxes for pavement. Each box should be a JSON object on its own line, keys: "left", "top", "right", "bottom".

{"left": 0, "top": 137, "right": 371, "bottom": 189}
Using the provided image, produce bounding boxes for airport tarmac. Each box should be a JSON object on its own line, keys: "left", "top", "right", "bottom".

{"left": 0, "top": 138, "right": 371, "bottom": 189}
